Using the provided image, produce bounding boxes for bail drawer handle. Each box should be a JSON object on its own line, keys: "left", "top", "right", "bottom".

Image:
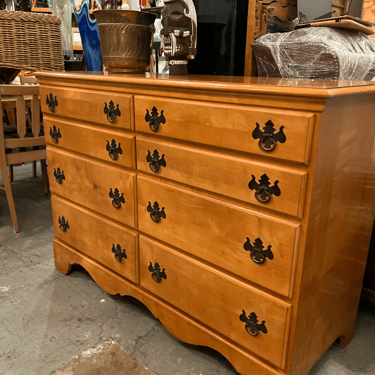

{"left": 240, "top": 310, "right": 267, "bottom": 337}
{"left": 49, "top": 126, "right": 61, "bottom": 144}
{"left": 147, "top": 201, "right": 166, "bottom": 223}
{"left": 252, "top": 120, "right": 286, "bottom": 152}
{"left": 109, "top": 188, "right": 125, "bottom": 209}
{"left": 46, "top": 93, "right": 58, "bottom": 112}
{"left": 145, "top": 106, "right": 166, "bottom": 132}
{"left": 243, "top": 237, "right": 274, "bottom": 265}
{"left": 58, "top": 216, "right": 70, "bottom": 232}
{"left": 106, "top": 139, "right": 123, "bottom": 161}
{"left": 248, "top": 174, "right": 280, "bottom": 204}
{"left": 148, "top": 262, "right": 167, "bottom": 283}
{"left": 104, "top": 100, "right": 121, "bottom": 123}
{"left": 112, "top": 244, "right": 127, "bottom": 263}
{"left": 146, "top": 149, "right": 166, "bottom": 173}
{"left": 54, "top": 167, "right": 65, "bottom": 185}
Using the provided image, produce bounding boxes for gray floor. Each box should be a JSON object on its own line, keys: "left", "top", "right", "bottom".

{"left": 1, "top": 164, "right": 375, "bottom": 375}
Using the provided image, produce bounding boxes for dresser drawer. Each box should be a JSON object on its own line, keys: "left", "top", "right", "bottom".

{"left": 138, "top": 176, "right": 300, "bottom": 298}
{"left": 47, "top": 147, "right": 136, "bottom": 228}
{"left": 52, "top": 195, "right": 137, "bottom": 283}
{"left": 40, "top": 85, "right": 133, "bottom": 129}
{"left": 44, "top": 117, "right": 135, "bottom": 169}
{"left": 134, "top": 96, "right": 315, "bottom": 164}
{"left": 137, "top": 137, "right": 307, "bottom": 218}
{"left": 140, "top": 236, "right": 291, "bottom": 369}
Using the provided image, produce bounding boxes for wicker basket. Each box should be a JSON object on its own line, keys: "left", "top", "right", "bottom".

{"left": 0, "top": 10, "right": 64, "bottom": 72}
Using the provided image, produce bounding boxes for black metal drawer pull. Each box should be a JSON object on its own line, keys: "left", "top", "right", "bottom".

{"left": 252, "top": 120, "right": 286, "bottom": 152}
{"left": 146, "top": 149, "right": 166, "bottom": 173}
{"left": 240, "top": 310, "right": 267, "bottom": 337}
{"left": 54, "top": 167, "right": 65, "bottom": 185}
{"left": 46, "top": 93, "right": 58, "bottom": 112}
{"left": 148, "top": 262, "right": 167, "bottom": 283}
{"left": 109, "top": 188, "right": 125, "bottom": 209}
{"left": 248, "top": 174, "right": 280, "bottom": 203}
{"left": 112, "top": 244, "right": 127, "bottom": 263}
{"left": 49, "top": 125, "right": 61, "bottom": 144}
{"left": 104, "top": 100, "right": 121, "bottom": 123}
{"left": 145, "top": 106, "right": 166, "bottom": 132}
{"left": 58, "top": 216, "right": 70, "bottom": 232}
{"left": 147, "top": 201, "right": 166, "bottom": 223}
{"left": 243, "top": 237, "right": 274, "bottom": 265}
{"left": 106, "top": 139, "right": 123, "bottom": 161}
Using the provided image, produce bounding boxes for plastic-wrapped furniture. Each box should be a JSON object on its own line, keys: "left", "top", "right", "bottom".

{"left": 252, "top": 27, "right": 375, "bottom": 80}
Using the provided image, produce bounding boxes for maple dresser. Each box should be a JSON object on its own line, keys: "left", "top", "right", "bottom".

{"left": 36, "top": 72, "right": 375, "bottom": 375}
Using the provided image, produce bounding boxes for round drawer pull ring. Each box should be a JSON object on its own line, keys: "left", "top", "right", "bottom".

{"left": 145, "top": 106, "right": 166, "bottom": 132}
{"left": 240, "top": 310, "right": 267, "bottom": 337}
{"left": 112, "top": 244, "right": 127, "bottom": 263}
{"left": 147, "top": 201, "right": 166, "bottom": 223}
{"left": 109, "top": 188, "right": 125, "bottom": 209}
{"left": 248, "top": 174, "right": 280, "bottom": 204}
{"left": 243, "top": 237, "right": 274, "bottom": 265}
{"left": 54, "top": 167, "right": 65, "bottom": 185}
{"left": 252, "top": 121, "right": 286, "bottom": 152}
{"left": 46, "top": 94, "right": 58, "bottom": 112}
{"left": 58, "top": 216, "right": 70, "bottom": 232}
{"left": 146, "top": 149, "right": 166, "bottom": 173}
{"left": 106, "top": 139, "right": 123, "bottom": 161}
{"left": 104, "top": 100, "right": 121, "bottom": 123}
{"left": 148, "top": 262, "right": 167, "bottom": 283}
{"left": 49, "top": 126, "right": 61, "bottom": 144}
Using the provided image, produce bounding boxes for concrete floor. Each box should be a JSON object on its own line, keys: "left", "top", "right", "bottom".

{"left": 1, "top": 163, "right": 375, "bottom": 375}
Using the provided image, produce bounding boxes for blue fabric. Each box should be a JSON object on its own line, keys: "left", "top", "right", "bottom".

{"left": 73, "top": 0, "right": 103, "bottom": 71}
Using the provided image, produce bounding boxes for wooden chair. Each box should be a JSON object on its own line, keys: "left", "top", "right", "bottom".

{"left": 0, "top": 84, "right": 49, "bottom": 233}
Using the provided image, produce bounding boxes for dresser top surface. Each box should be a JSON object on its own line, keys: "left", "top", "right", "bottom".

{"left": 35, "top": 72, "right": 375, "bottom": 98}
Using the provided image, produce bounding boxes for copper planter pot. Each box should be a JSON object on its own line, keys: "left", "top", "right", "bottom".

{"left": 94, "top": 10, "right": 156, "bottom": 73}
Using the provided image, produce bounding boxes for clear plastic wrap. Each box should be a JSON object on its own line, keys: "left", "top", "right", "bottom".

{"left": 252, "top": 27, "right": 375, "bottom": 81}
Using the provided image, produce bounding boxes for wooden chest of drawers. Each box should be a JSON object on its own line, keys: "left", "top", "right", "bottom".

{"left": 36, "top": 72, "right": 375, "bottom": 375}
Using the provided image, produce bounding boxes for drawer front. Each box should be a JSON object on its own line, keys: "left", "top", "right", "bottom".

{"left": 45, "top": 117, "right": 135, "bottom": 169}
{"left": 137, "top": 137, "right": 307, "bottom": 218}
{"left": 47, "top": 147, "right": 136, "bottom": 228}
{"left": 138, "top": 176, "right": 300, "bottom": 298}
{"left": 134, "top": 96, "right": 314, "bottom": 164}
{"left": 52, "top": 195, "right": 137, "bottom": 283}
{"left": 140, "top": 236, "right": 291, "bottom": 369}
{"left": 40, "top": 85, "right": 133, "bottom": 129}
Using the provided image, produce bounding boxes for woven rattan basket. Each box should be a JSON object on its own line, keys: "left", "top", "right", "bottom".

{"left": 0, "top": 10, "right": 64, "bottom": 72}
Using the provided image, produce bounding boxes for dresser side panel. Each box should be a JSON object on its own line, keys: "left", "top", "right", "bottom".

{"left": 290, "top": 93, "right": 375, "bottom": 375}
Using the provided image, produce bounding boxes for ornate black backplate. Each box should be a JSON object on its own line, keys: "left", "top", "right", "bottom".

{"left": 248, "top": 174, "right": 280, "bottom": 203}
{"left": 104, "top": 101, "right": 121, "bottom": 123}
{"left": 239, "top": 310, "right": 267, "bottom": 337}
{"left": 112, "top": 244, "right": 127, "bottom": 263}
{"left": 243, "top": 237, "right": 274, "bottom": 264}
{"left": 147, "top": 201, "right": 166, "bottom": 223}
{"left": 58, "top": 216, "right": 70, "bottom": 232}
{"left": 109, "top": 188, "right": 125, "bottom": 209}
{"left": 106, "top": 139, "right": 123, "bottom": 161}
{"left": 148, "top": 262, "right": 167, "bottom": 283}
{"left": 145, "top": 107, "right": 166, "bottom": 132}
{"left": 146, "top": 149, "right": 166, "bottom": 173}
{"left": 252, "top": 120, "right": 286, "bottom": 152}
{"left": 49, "top": 125, "right": 61, "bottom": 144}
{"left": 46, "top": 94, "right": 58, "bottom": 112}
{"left": 54, "top": 167, "right": 65, "bottom": 185}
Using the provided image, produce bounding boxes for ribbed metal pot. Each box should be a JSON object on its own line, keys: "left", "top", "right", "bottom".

{"left": 94, "top": 10, "right": 156, "bottom": 73}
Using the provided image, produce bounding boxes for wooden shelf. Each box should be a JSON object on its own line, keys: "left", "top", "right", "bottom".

{"left": 73, "top": 45, "right": 83, "bottom": 51}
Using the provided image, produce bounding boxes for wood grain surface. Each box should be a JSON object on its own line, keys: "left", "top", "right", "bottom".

{"left": 52, "top": 195, "right": 138, "bottom": 283}
{"left": 137, "top": 176, "right": 300, "bottom": 298}
{"left": 44, "top": 116, "right": 136, "bottom": 169}
{"left": 47, "top": 146, "right": 137, "bottom": 229}
{"left": 135, "top": 96, "right": 315, "bottom": 165}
